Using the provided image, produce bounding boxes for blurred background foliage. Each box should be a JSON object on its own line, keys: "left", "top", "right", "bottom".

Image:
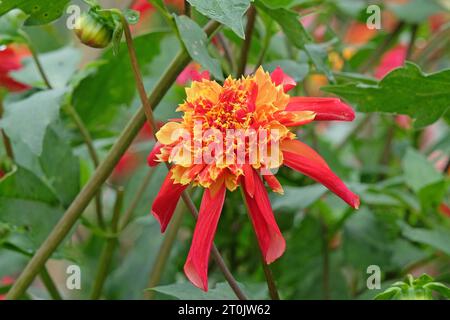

{"left": 0, "top": 0, "right": 449, "bottom": 300}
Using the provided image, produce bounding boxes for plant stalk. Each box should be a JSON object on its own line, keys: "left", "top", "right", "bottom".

{"left": 6, "top": 20, "right": 219, "bottom": 301}
{"left": 145, "top": 204, "right": 185, "bottom": 299}
{"left": 39, "top": 267, "right": 63, "bottom": 300}
{"left": 120, "top": 16, "right": 247, "bottom": 300}
{"left": 0, "top": 96, "right": 14, "bottom": 160}
{"left": 90, "top": 187, "right": 124, "bottom": 300}
{"left": 237, "top": 5, "right": 257, "bottom": 77}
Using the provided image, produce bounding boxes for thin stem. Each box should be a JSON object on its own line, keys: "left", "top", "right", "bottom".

{"left": 239, "top": 188, "right": 279, "bottom": 300}
{"left": 253, "top": 21, "right": 273, "bottom": 72}
{"left": 359, "top": 22, "right": 405, "bottom": 73}
{"left": 90, "top": 187, "right": 124, "bottom": 300}
{"left": 184, "top": 0, "right": 191, "bottom": 17}
{"left": 27, "top": 42, "right": 52, "bottom": 89}
{"left": 406, "top": 24, "right": 419, "bottom": 60}
{"left": 335, "top": 114, "right": 372, "bottom": 151}
{"left": 0, "top": 96, "right": 14, "bottom": 160}
{"left": 39, "top": 267, "right": 62, "bottom": 300}
{"left": 6, "top": 20, "right": 220, "bottom": 301}
{"left": 66, "top": 104, "right": 105, "bottom": 229}
{"left": 237, "top": 5, "right": 257, "bottom": 77}
{"left": 260, "top": 255, "right": 280, "bottom": 300}
{"left": 216, "top": 33, "right": 237, "bottom": 75}
{"left": 148, "top": 0, "right": 177, "bottom": 33}
{"left": 120, "top": 16, "right": 247, "bottom": 300}
{"left": 145, "top": 204, "right": 185, "bottom": 299}
{"left": 180, "top": 192, "right": 248, "bottom": 300}
{"left": 320, "top": 219, "right": 330, "bottom": 300}
{"left": 118, "top": 11, "right": 157, "bottom": 133}
{"left": 413, "top": 23, "right": 450, "bottom": 64}
{"left": 119, "top": 168, "right": 155, "bottom": 230}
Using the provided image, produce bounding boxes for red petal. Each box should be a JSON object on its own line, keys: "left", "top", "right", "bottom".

{"left": 281, "top": 140, "right": 360, "bottom": 209}
{"left": 243, "top": 164, "right": 255, "bottom": 197}
{"left": 184, "top": 184, "right": 226, "bottom": 291}
{"left": 286, "top": 97, "right": 355, "bottom": 121}
{"left": 262, "top": 172, "right": 284, "bottom": 194}
{"left": 147, "top": 142, "right": 163, "bottom": 167}
{"left": 270, "top": 66, "right": 297, "bottom": 92}
{"left": 243, "top": 169, "right": 286, "bottom": 264}
{"left": 151, "top": 172, "right": 188, "bottom": 232}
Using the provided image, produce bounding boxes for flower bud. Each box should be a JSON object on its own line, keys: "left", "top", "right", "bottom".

{"left": 74, "top": 12, "right": 114, "bottom": 49}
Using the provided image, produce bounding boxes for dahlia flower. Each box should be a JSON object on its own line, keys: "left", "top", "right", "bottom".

{"left": 148, "top": 67, "right": 360, "bottom": 291}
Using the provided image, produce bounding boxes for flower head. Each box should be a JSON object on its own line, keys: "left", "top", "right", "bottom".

{"left": 148, "top": 66, "right": 359, "bottom": 291}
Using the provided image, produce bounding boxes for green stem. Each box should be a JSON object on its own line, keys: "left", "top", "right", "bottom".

{"left": 145, "top": 204, "right": 185, "bottom": 299}
{"left": 413, "top": 23, "right": 450, "bottom": 65}
{"left": 253, "top": 21, "right": 273, "bottom": 72}
{"left": 119, "top": 168, "right": 155, "bottom": 230}
{"left": 122, "top": 14, "right": 245, "bottom": 298}
{"left": 240, "top": 188, "right": 279, "bottom": 300}
{"left": 5, "top": 34, "right": 198, "bottom": 301}
{"left": 90, "top": 187, "right": 124, "bottom": 300}
{"left": 237, "top": 5, "right": 257, "bottom": 77}
{"left": 184, "top": 0, "right": 191, "bottom": 17}
{"left": 216, "top": 33, "right": 237, "bottom": 75}
{"left": 66, "top": 104, "right": 105, "bottom": 229}
{"left": 27, "top": 41, "right": 53, "bottom": 89}
{"left": 149, "top": 0, "right": 177, "bottom": 32}
{"left": 116, "top": 10, "right": 158, "bottom": 133}
{"left": 320, "top": 218, "right": 330, "bottom": 300}
{"left": 359, "top": 22, "right": 405, "bottom": 73}
{"left": 406, "top": 24, "right": 419, "bottom": 60}
{"left": 0, "top": 96, "right": 14, "bottom": 160}
{"left": 39, "top": 267, "right": 63, "bottom": 300}
{"left": 180, "top": 192, "right": 248, "bottom": 300}
{"left": 120, "top": 16, "right": 247, "bottom": 300}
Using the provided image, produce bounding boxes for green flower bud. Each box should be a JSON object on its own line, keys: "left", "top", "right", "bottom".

{"left": 74, "top": 12, "right": 114, "bottom": 49}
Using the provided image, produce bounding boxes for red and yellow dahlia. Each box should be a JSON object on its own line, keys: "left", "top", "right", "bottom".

{"left": 148, "top": 66, "right": 360, "bottom": 291}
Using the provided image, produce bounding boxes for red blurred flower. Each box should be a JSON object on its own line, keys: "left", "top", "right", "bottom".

{"left": 176, "top": 63, "right": 210, "bottom": 86}
{"left": 0, "top": 276, "right": 14, "bottom": 300}
{"left": 0, "top": 45, "right": 30, "bottom": 92}
{"left": 375, "top": 44, "right": 407, "bottom": 79}
{"left": 112, "top": 151, "right": 141, "bottom": 180}
{"left": 131, "top": 0, "right": 155, "bottom": 14}
{"left": 148, "top": 67, "right": 359, "bottom": 291}
{"left": 439, "top": 203, "right": 450, "bottom": 218}
{"left": 429, "top": 13, "right": 450, "bottom": 32}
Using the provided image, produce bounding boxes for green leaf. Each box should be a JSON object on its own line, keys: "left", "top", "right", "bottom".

{"left": 11, "top": 47, "right": 82, "bottom": 89}
{"left": 323, "top": 63, "right": 450, "bottom": 127}
{"left": 400, "top": 223, "right": 450, "bottom": 256}
{"left": 151, "top": 282, "right": 246, "bottom": 300}
{"left": 388, "top": 0, "right": 444, "bottom": 24}
{"left": 0, "top": 126, "right": 79, "bottom": 252}
{"left": 0, "top": 0, "right": 70, "bottom": 25}
{"left": 0, "top": 89, "right": 66, "bottom": 155}
{"left": 271, "top": 184, "right": 326, "bottom": 212}
{"left": 186, "top": 0, "right": 251, "bottom": 38}
{"left": 402, "top": 148, "right": 442, "bottom": 193}
{"left": 72, "top": 32, "right": 171, "bottom": 131}
{"left": 424, "top": 282, "right": 450, "bottom": 298}
{"left": 0, "top": 9, "right": 27, "bottom": 45}
{"left": 256, "top": 1, "right": 334, "bottom": 81}
{"left": 374, "top": 287, "right": 402, "bottom": 300}
{"left": 174, "top": 15, "right": 223, "bottom": 80}
{"left": 256, "top": 2, "right": 311, "bottom": 48}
